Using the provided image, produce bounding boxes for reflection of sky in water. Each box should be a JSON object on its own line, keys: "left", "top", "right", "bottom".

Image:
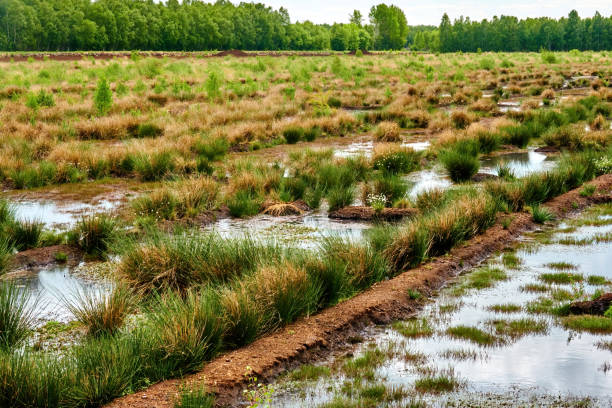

{"left": 270, "top": 220, "right": 612, "bottom": 407}
{"left": 404, "top": 168, "right": 452, "bottom": 198}
{"left": 13, "top": 266, "right": 111, "bottom": 326}
{"left": 12, "top": 199, "right": 118, "bottom": 230}
{"left": 481, "top": 151, "right": 558, "bottom": 178}
{"left": 204, "top": 212, "right": 371, "bottom": 249}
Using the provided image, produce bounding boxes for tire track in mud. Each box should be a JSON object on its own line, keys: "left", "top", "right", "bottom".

{"left": 106, "top": 174, "right": 612, "bottom": 408}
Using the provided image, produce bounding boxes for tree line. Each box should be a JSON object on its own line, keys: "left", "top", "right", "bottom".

{"left": 0, "top": 1, "right": 610, "bottom": 52}
{"left": 0, "top": 0, "right": 406, "bottom": 51}
{"left": 432, "top": 10, "right": 612, "bottom": 52}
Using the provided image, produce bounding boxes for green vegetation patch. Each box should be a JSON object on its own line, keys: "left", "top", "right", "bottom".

{"left": 562, "top": 315, "right": 612, "bottom": 334}
{"left": 446, "top": 325, "right": 500, "bottom": 346}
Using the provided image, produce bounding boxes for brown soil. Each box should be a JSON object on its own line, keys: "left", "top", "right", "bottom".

{"left": 570, "top": 293, "right": 612, "bottom": 316}
{"left": 471, "top": 173, "right": 498, "bottom": 182}
{"left": 329, "top": 206, "right": 417, "bottom": 221}
{"left": 9, "top": 244, "right": 82, "bottom": 271}
{"left": 105, "top": 174, "right": 612, "bottom": 408}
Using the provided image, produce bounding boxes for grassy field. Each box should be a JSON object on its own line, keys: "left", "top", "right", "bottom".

{"left": 0, "top": 51, "right": 611, "bottom": 407}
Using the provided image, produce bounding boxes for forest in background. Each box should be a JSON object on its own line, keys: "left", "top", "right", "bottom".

{"left": 1, "top": 0, "right": 611, "bottom": 52}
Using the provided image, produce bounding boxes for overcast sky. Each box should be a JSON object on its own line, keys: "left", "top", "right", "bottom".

{"left": 257, "top": 1, "right": 612, "bottom": 26}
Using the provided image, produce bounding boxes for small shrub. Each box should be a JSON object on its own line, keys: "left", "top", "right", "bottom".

{"left": 94, "top": 77, "right": 113, "bottom": 115}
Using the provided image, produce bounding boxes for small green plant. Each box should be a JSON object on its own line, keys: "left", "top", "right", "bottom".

{"left": 407, "top": 289, "right": 422, "bottom": 300}
{"left": 94, "top": 77, "right": 113, "bottom": 115}
{"left": 367, "top": 193, "right": 387, "bottom": 214}
{"left": 580, "top": 184, "right": 596, "bottom": 197}
{"left": 282, "top": 127, "right": 304, "bottom": 144}
{"left": 530, "top": 205, "right": 554, "bottom": 224}
{"left": 73, "top": 215, "right": 118, "bottom": 257}
{"left": 243, "top": 366, "right": 275, "bottom": 408}
{"left": 54, "top": 251, "right": 68, "bottom": 263}
{"left": 174, "top": 386, "right": 215, "bottom": 408}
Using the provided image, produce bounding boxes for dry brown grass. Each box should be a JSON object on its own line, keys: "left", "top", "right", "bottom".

{"left": 74, "top": 115, "right": 142, "bottom": 140}
{"left": 375, "top": 121, "right": 401, "bottom": 142}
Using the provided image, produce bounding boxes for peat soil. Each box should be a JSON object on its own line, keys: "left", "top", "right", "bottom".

{"left": 106, "top": 174, "right": 612, "bottom": 408}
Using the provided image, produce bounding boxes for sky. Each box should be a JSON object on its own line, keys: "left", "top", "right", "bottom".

{"left": 257, "top": 0, "right": 612, "bottom": 26}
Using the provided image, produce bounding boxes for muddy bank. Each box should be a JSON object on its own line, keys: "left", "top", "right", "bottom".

{"left": 9, "top": 245, "right": 82, "bottom": 271}
{"left": 329, "top": 206, "right": 417, "bottom": 221}
{"left": 105, "top": 174, "right": 612, "bottom": 408}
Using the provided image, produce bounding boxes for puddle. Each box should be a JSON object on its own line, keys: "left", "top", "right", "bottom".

{"left": 404, "top": 168, "right": 452, "bottom": 198}
{"left": 11, "top": 198, "right": 121, "bottom": 230}
{"left": 334, "top": 140, "right": 430, "bottom": 159}
{"left": 498, "top": 101, "right": 521, "bottom": 112}
{"left": 480, "top": 150, "right": 558, "bottom": 178}
{"left": 269, "top": 212, "right": 612, "bottom": 407}
{"left": 12, "top": 265, "right": 112, "bottom": 326}
{"left": 333, "top": 140, "right": 373, "bottom": 159}
{"left": 203, "top": 211, "right": 371, "bottom": 249}
{"left": 401, "top": 141, "right": 431, "bottom": 152}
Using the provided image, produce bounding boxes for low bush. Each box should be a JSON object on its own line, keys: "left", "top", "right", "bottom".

{"left": 283, "top": 127, "right": 304, "bottom": 144}
{"left": 439, "top": 150, "right": 480, "bottom": 182}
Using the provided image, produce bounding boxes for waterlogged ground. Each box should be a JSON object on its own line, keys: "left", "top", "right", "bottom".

{"left": 12, "top": 265, "right": 112, "bottom": 325}
{"left": 270, "top": 205, "right": 612, "bottom": 407}
{"left": 203, "top": 210, "right": 371, "bottom": 249}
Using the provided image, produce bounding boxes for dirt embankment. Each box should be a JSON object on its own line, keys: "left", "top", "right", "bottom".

{"left": 106, "top": 174, "right": 612, "bottom": 408}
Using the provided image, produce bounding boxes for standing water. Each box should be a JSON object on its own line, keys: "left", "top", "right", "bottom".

{"left": 269, "top": 205, "right": 612, "bottom": 407}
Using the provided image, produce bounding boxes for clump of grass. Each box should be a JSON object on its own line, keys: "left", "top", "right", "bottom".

{"left": 283, "top": 127, "right": 304, "bottom": 144}
{"left": 145, "top": 289, "right": 224, "bottom": 376}
{"left": 327, "top": 185, "right": 355, "bottom": 212}
{"left": 288, "top": 364, "right": 330, "bottom": 381}
{"left": 501, "top": 253, "right": 521, "bottom": 269}
{"left": 249, "top": 262, "right": 320, "bottom": 325}
{"left": 580, "top": 184, "right": 596, "bottom": 197}
{"left": 371, "top": 144, "right": 421, "bottom": 174}
{"left": 520, "top": 283, "right": 549, "bottom": 293}
{"left": 464, "top": 267, "right": 508, "bottom": 290}
{"left": 73, "top": 215, "right": 117, "bottom": 258}
{"left": 60, "top": 285, "right": 137, "bottom": 337}
{"left": 342, "top": 348, "right": 386, "bottom": 379}
{"left": 587, "top": 275, "right": 608, "bottom": 286}
{"left": 218, "top": 284, "right": 265, "bottom": 348}
{"left": 5, "top": 220, "right": 43, "bottom": 251}
{"left": 530, "top": 205, "right": 555, "bottom": 224}
{"left": 562, "top": 315, "right": 612, "bottom": 334}
{"left": 0, "top": 282, "right": 37, "bottom": 351}
{"left": 439, "top": 348, "right": 478, "bottom": 361}
{"left": 488, "top": 318, "right": 548, "bottom": 339}
{"left": 392, "top": 319, "right": 433, "bottom": 338}
{"left": 487, "top": 304, "right": 522, "bottom": 314}
{"left": 446, "top": 325, "right": 499, "bottom": 346}
{"left": 174, "top": 386, "right": 215, "bottom": 408}
{"left": 545, "top": 262, "right": 578, "bottom": 270}
{"left": 0, "top": 238, "right": 12, "bottom": 275}
{"left": 539, "top": 272, "right": 583, "bottom": 285}
{"left": 374, "top": 121, "right": 400, "bottom": 142}
{"left": 439, "top": 150, "right": 479, "bottom": 182}
{"left": 414, "top": 374, "right": 460, "bottom": 394}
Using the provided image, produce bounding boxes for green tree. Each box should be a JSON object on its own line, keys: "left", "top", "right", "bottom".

{"left": 369, "top": 3, "right": 408, "bottom": 50}
{"left": 94, "top": 77, "right": 113, "bottom": 116}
